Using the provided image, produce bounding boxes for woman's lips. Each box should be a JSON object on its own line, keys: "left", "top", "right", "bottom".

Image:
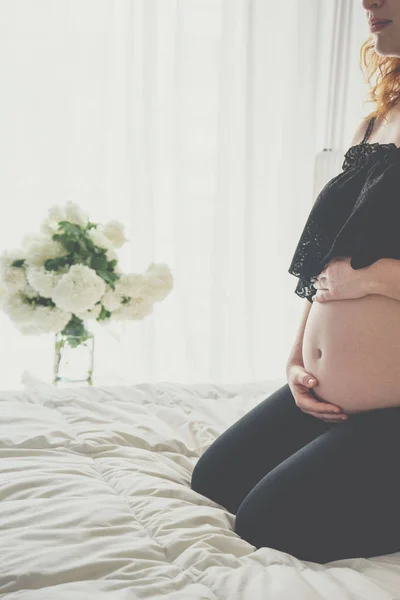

{"left": 370, "top": 20, "right": 392, "bottom": 32}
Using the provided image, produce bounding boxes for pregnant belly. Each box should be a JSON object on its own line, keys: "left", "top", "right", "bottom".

{"left": 302, "top": 293, "right": 400, "bottom": 414}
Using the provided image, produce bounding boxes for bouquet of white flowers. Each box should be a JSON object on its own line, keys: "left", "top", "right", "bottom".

{"left": 0, "top": 201, "right": 173, "bottom": 383}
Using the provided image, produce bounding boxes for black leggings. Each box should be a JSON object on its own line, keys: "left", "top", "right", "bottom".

{"left": 190, "top": 383, "right": 400, "bottom": 564}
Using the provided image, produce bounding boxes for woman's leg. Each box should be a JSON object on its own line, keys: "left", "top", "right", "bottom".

{"left": 190, "top": 383, "right": 332, "bottom": 514}
{"left": 234, "top": 404, "right": 400, "bottom": 564}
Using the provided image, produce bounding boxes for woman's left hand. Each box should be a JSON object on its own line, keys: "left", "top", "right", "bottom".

{"left": 312, "top": 257, "right": 375, "bottom": 303}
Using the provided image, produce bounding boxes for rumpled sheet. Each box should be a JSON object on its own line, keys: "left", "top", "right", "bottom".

{"left": 1, "top": 379, "right": 400, "bottom": 599}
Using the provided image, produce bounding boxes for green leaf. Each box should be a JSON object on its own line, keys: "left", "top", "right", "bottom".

{"left": 90, "top": 252, "right": 108, "bottom": 271}
{"left": 85, "top": 237, "right": 98, "bottom": 252}
{"left": 53, "top": 221, "right": 91, "bottom": 256}
{"left": 44, "top": 256, "right": 70, "bottom": 271}
{"left": 67, "top": 334, "right": 92, "bottom": 348}
{"left": 97, "top": 305, "right": 112, "bottom": 321}
{"left": 23, "top": 293, "right": 55, "bottom": 307}
{"left": 52, "top": 234, "right": 80, "bottom": 255}
{"left": 59, "top": 315, "right": 93, "bottom": 347}
{"left": 58, "top": 221, "right": 86, "bottom": 236}
{"left": 34, "top": 296, "right": 55, "bottom": 307}
{"left": 97, "top": 269, "right": 119, "bottom": 289}
{"left": 40, "top": 219, "right": 122, "bottom": 295}
{"left": 11, "top": 259, "right": 25, "bottom": 268}
{"left": 70, "top": 252, "right": 89, "bottom": 266}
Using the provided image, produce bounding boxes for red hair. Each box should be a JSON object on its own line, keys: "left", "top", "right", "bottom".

{"left": 360, "top": 35, "right": 400, "bottom": 120}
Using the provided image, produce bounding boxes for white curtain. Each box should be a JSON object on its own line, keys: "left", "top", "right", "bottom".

{"left": 0, "top": 0, "right": 371, "bottom": 389}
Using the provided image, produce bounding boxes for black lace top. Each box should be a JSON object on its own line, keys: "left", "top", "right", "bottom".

{"left": 288, "top": 115, "right": 400, "bottom": 303}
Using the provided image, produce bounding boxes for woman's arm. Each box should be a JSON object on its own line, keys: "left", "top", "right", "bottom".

{"left": 286, "top": 300, "right": 312, "bottom": 376}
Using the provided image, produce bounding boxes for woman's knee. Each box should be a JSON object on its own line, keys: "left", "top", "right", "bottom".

{"left": 234, "top": 469, "right": 286, "bottom": 538}
{"left": 234, "top": 488, "right": 282, "bottom": 552}
{"left": 235, "top": 492, "right": 328, "bottom": 562}
{"left": 190, "top": 453, "right": 208, "bottom": 494}
{"left": 234, "top": 501, "right": 256, "bottom": 545}
{"left": 233, "top": 457, "right": 328, "bottom": 561}
{"left": 190, "top": 449, "right": 239, "bottom": 513}
{"left": 190, "top": 450, "right": 219, "bottom": 500}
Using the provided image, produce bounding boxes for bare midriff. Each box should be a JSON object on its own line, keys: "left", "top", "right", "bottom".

{"left": 302, "top": 293, "right": 400, "bottom": 414}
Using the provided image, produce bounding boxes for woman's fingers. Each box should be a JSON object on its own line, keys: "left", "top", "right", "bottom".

{"left": 297, "top": 393, "right": 343, "bottom": 415}
{"left": 307, "top": 410, "right": 348, "bottom": 422}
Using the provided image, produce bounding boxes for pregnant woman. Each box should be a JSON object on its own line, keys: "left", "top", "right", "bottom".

{"left": 191, "top": 0, "right": 400, "bottom": 564}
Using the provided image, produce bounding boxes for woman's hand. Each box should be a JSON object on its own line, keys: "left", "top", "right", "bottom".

{"left": 287, "top": 364, "right": 348, "bottom": 423}
{"left": 312, "top": 257, "right": 375, "bottom": 303}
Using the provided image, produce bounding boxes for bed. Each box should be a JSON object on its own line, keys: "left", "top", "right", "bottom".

{"left": 1, "top": 377, "right": 400, "bottom": 599}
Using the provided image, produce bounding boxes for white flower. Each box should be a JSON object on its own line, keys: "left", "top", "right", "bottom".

{"left": 39, "top": 205, "right": 66, "bottom": 236}
{"left": 21, "top": 233, "right": 39, "bottom": 248}
{"left": 88, "top": 229, "right": 112, "bottom": 250}
{"left": 0, "top": 283, "right": 9, "bottom": 309}
{"left": 1, "top": 266, "right": 27, "bottom": 294}
{"left": 106, "top": 248, "right": 118, "bottom": 263}
{"left": 64, "top": 201, "right": 89, "bottom": 228}
{"left": 0, "top": 249, "right": 28, "bottom": 293}
{"left": 1, "top": 293, "right": 37, "bottom": 323}
{"left": 47, "top": 204, "right": 67, "bottom": 224}
{"left": 25, "top": 305, "right": 71, "bottom": 334}
{"left": 23, "top": 235, "right": 66, "bottom": 269}
{"left": 114, "top": 273, "right": 147, "bottom": 299}
{"left": 0, "top": 289, "right": 70, "bottom": 335}
{"left": 0, "top": 248, "right": 27, "bottom": 270}
{"left": 51, "top": 264, "right": 106, "bottom": 313}
{"left": 100, "top": 220, "right": 128, "bottom": 249}
{"left": 87, "top": 229, "right": 118, "bottom": 262}
{"left": 143, "top": 263, "right": 174, "bottom": 302}
{"left": 9, "top": 303, "right": 72, "bottom": 335}
{"left": 75, "top": 302, "right": 102, "bottom": 321}
{"left": 21, "top": 283, "right": 38, "bottom": 300}
{"left": 101, "top": 287, "right": 122, "bottom": 311}
{"left": 100, "top": 264, "right": 173, "bottom": 322}
{"left": 14, "top": 322, "right": 41, "bottom": 335}
{"left": 40, "top": 201, "right": 89, "bottom": 235}
{"left": 112, "top": 297, "right": 153, "bottom": 320}
{"left": 26, "top": 267, "right": 62, "bottom": 299}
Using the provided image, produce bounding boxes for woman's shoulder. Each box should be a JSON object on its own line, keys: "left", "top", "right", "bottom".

{"left": 348, "top": 115, "right": 374, "bottom": 147}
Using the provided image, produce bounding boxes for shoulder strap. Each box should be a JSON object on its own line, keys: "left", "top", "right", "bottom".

{"left": 361, "top": 116, "right": 376, "bottom": 144}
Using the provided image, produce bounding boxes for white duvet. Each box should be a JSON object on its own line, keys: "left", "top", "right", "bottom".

{"left": 1, "top": 378, "right": 400, "bottom": 600}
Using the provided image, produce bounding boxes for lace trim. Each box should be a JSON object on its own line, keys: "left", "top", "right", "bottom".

{"left": 293, "top": 276, "right": 316, "bottom": 303}
{"left": 289, "top": 141, "right": 400, "bottom": 302}
{"left": 342, "top": 142, "right": 400, "bottom": 171}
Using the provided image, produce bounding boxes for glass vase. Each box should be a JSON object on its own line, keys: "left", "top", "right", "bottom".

{"left": 53, "top": 324, "right": 95, "bottom": 386}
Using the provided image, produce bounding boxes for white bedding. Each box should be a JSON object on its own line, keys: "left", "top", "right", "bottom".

{"left": 1, "top": 378, "right": 400, "bottom": 600}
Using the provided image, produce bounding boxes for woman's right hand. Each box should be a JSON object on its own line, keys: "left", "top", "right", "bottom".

{"left": 287, "top": 363, "right": 348, "bottom": 423}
